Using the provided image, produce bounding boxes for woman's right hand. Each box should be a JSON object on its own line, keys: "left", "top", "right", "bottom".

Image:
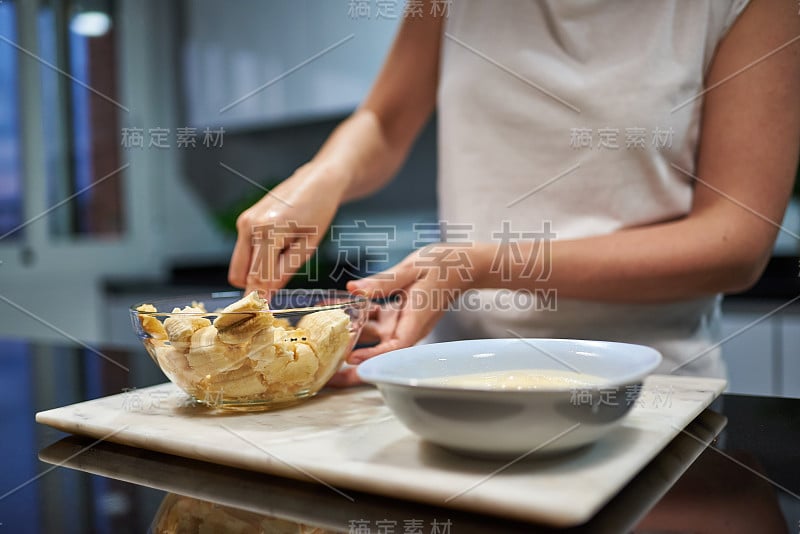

{"left": 229, "top": 4, "right": 444, "bottom": 295}
{"left": 228, "top": 162, "right": 350, "bottom": 294}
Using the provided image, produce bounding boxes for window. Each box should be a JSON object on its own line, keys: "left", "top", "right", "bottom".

{"left": 38, "top": 0, "right": 124, "bottom": 238}
{"left": 0, "top": 0, "right": 23, "bottom": 239}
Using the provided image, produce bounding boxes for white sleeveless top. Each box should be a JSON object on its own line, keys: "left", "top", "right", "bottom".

{"left": 435, "top": 0, "right": 750, "bottom": 377}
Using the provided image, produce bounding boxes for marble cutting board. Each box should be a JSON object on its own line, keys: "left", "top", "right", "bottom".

{"left": 36, "top": 374, "right": 725, "bottom": 527}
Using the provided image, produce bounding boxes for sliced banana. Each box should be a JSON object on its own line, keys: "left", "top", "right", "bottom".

{"left": 273, "top": 326, "right": 311, "bottom": 356}
{"left": 200, "top": 363, "right": 268, "bottom": 398}
{"left": 213, "top": 291, "right": 273, "bottom": 344}
{"left": 139, "top": 293, "right": 352, "bottom": 404}
{"left": 297, "top": 309, "right": 352, "bottom": 365}
{"left": 282, "top": 342, "right": 320, "bottom": 385}
{"left": 213, "top": 291, "right": 268, "bottom": 329}
{"left": 248, "top": 326, "right": 319, "bottom": 388}
{"left": 136, "top": 304, "right": 168, "bottom": 340}
{"left": 273, "top": 326, "right": 319, "bottom": 383}
{"left": 217, "top": 314, "right": 273, "bottom": 345}
{"left": 151, "top": 343, "right": 206, "bottom": 395}
{"left": 163, "top": 306, "right": 211, "bottom": 350}
{"left": 247, "top": 327, "right": 277, "bottom": 360}
{"left": 219, "top": 290, "right": 266, "bottom": 314}
{"left": 186, "top": 325, "right": 249, "bottom": 376}
{"left": 247, "top": 328, "right": 283, "bottom": 376}
{"left": 272, "top": 317, "right": 292, "bottom": 329}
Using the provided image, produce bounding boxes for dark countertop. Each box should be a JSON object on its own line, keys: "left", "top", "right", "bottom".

{"left": 1, "top": 339, "right": 798, "bottom": 533}
{"left": 105, "top": 255, "right": 800, "bottom": 302}
{"left": 725, "top": 255, "right": 800, "bottom": 301}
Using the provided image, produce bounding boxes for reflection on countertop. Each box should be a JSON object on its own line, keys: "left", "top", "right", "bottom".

{"left": 35, "top": 407, "right": 723, "bottom": 534}
{"left": 0, "top": 339, "right": 798, "bottom": 532}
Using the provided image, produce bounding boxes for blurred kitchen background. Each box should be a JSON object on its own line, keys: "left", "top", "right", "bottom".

{"left": 0, "top": 0, "right": 798, "bottom": 401}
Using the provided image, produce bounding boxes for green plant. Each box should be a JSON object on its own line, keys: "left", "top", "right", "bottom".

{"left": 214, "top": 188, "right": 273, "bottom": 236}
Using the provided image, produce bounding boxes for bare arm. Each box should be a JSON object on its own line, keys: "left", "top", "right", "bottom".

{"left": 229, "top": 8, "right": 444, "bottom": 291}
{"left": 314, "top": 9, "right": 444, "bottom": 200}
{"left": 470, "top": 0, "right": 800, "bottom": 301}
{"left": 347, "top": 0, "right": 800, "bottom": 362}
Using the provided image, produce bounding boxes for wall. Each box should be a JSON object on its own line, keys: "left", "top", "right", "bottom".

{"left": 181, "top": 115, "right": 439, "bottom": 233}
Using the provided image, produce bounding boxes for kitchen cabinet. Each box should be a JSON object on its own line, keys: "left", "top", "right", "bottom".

{"left": 782, "top": 315, "right": 800, "bottom": 397}
{"left": 720, "top": 300, "right": 800, "bottom": 398}
{"left": 719, "top": 309, "right": 775, "bottom": 396}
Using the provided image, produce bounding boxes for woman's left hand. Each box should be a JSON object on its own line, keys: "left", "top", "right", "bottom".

{"left": 345, "top": 243, "right": 478, "bottom": 365}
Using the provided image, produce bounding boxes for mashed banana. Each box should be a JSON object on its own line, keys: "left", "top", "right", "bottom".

{"left": 136, "top": 292, "right": 351, "bottom": 405}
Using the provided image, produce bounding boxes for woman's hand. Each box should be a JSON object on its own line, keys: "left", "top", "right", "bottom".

{"left": 228, "top": 163, "right": 349, "bottom": 294}
{"left": 228, "top": 7, "right": 443, "bottom": 295}
{"left": 344, "top": 243, "right": 481, "bottom": 364}
{"left": 329, "top": 244, "right": 477, "bottom": 387}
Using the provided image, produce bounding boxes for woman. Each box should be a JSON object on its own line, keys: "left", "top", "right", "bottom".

{"left": 228, "top": 0, "right": 799, "bottom": 385}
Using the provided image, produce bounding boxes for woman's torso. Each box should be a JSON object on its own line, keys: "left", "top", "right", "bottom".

{"left": 434, "top": 0, "right": 749, "bottom": 377}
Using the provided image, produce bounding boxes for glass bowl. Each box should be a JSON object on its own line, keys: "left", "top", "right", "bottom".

{"left": 131, "top": 290, "right": 368, "bottom": 411}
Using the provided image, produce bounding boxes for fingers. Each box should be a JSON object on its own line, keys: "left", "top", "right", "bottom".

{"left": 349, "top": 338, "right": 408, "bottom": 363}
{"left": 275, "top": 234, "right": 318, "bottom": 289}
{"left": 229, "top": 161, "right": 350, "bottom": 291}
{"left": 349, "top": 307, "right": 434, "bottom": 362}
{"left": 349, "top": 302, "right": 403, "bottom": 358}
{"left": 348, "top": 291, "right": 437, "bottom": 363}
{"left": 228, "top": 223, "right": 252, "bottom": 289}
{"left": 356, "top": 321, "right": 383, "bottom": 345}
{"left": 243, "top": 225, "right": 320, "bottom": 295}
{"left": 245, "top": 223, "right": 285, "bottom": 294}
{"left": 393, "top": 277, "right": 442, "bottom": 345}
{"left": 327, "top": 365, "right": 364, "bottom": 387}
{"left": 346, "top": 254, "right": 418, "bottom": 298}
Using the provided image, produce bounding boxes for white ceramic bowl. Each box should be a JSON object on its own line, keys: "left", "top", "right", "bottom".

{"left": 357, "top": 338, "right": 662, "bottom": 457}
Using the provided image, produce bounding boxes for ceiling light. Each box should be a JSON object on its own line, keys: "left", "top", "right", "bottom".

{"left": 70, "top": 11, "right": 112, "bottom": 37}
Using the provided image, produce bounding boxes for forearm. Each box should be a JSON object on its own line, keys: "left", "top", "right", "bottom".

{"left": 470, "top": 208, "right": 777, "bottom": 302}
{"left": 310, "top": 107, "right": 428, "bottom": 202}
{"left": 306, "top": 6, "right": 441, "bottom": 202}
